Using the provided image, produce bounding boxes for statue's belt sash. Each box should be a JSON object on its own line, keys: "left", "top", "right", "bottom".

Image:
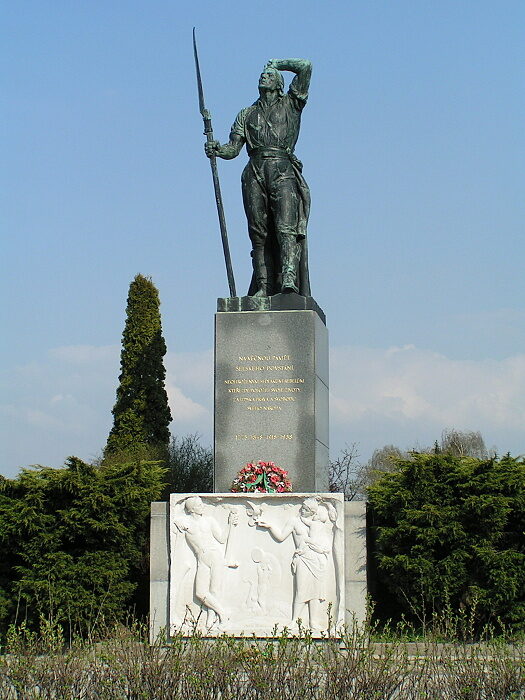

{"left": 248, "top": 146, "right": 293, "bottom": 159}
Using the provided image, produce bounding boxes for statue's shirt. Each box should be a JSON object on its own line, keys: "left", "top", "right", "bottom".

{"left": 230, "top": 82, "right": 307, "bottom": 155}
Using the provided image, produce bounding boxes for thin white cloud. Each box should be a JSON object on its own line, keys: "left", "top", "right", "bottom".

{"left": 165, "top": 350, "right": 213, "bottom": 393}
{"left": 2, "top": 343, "right": 524, "bottom": 477}
{"left": 164, "top": 350, "right": 213, "bottom": 430}
{"left": 330, "top": 345, "right": 525, "bottom": 457}
{"left": 1, "top": 345, "right": 213, "bottom": 476}
{"left": 165, "top": 384, "right": 209, "bottom": 422}
{"left": 49, "top": 344, "right": 119, "bottom": 364}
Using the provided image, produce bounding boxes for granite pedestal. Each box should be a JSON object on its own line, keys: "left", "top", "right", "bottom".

{"left": 150, "top": 296, "right": 369, "bottom": 641}
{"left": 214, "top": 308, "right": 328, "bottom": 493}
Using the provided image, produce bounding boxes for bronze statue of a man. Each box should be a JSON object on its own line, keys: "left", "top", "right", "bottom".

{"left": 205, "top": 59, "right": 312, "bottom": 297}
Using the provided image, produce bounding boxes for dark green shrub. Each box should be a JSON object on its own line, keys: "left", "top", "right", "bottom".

{"left": 368, "top": 453, "right": 525, "bottom": 633}
{"left": 0, "top": 457, "right": 165, "bottom": 638}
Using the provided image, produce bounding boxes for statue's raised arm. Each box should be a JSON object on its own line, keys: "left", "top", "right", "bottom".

{"left": 205, "top": 57, "right": 313, "bottom": 297}
{"left": 265, "top": 58, "right": 312, "bottom": 101}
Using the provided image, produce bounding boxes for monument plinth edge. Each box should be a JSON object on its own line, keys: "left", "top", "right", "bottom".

{"left": 217, "top": 293, "right": 326, "bottom": 325}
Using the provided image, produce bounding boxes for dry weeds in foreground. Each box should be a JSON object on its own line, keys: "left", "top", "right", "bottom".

{"left": 0, "top": 621, "right": 523, "bottom": 699}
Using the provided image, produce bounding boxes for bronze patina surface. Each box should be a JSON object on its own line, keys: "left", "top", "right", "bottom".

{"left": 205, "top": 59, "right": 312, "bottom": 298}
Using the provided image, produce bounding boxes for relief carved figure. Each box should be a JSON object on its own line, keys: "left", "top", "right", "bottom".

{"left": 257, "top": 497, "right": 337, "bottom": 629}
{"left": 171, "top": 496, "right": 238, "bottom": 629}
{"left": 243, "top": 547, "right": 278, "bottom": 614}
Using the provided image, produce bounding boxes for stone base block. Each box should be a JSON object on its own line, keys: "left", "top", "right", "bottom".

{"left": 150, "top": 494, "right": 368, "bottom": 641}
{"left": 151, "top": 493, "right": 352, "bottom": 639}
{"left": 344, "top": 501, "right": 367, "bottom": 626}
{"left": 149, "top": 501, "right": 169, "bottom": 643}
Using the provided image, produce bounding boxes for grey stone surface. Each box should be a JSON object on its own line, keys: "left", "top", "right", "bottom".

{"left": 217, "top": 294, "right": 326, "bottom": 325}
{"left": 315, "top": 441, "right": 330, "bottom": 492}
{"left": 149, "top": 501, "right": 169, "bottom": 643}
{"left": 315, "top": 376, "right": 329, "bottom": 447}
{"left": 214, "top": 310, "right": 329, "bottom": 493}
{"left": 344, "top": 500, "right": 367, "bottom": 625}
{"left": 314, "top": 312, "right": 329, "bottom": 385}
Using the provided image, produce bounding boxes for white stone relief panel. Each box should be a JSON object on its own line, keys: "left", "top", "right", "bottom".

{"left": 169, "top": 493, "right": 344, "bottom": 637}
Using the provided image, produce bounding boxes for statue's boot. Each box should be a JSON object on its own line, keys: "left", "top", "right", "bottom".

{"left": 280, "top": 235, "right": 300, "bottom": 294}
{"left": 251, "top": 245, "right": 269, "bottom": 296}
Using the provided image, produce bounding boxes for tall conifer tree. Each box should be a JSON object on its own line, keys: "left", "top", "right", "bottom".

{"left": 105, "top": 274, "right": 172, "bottom": 456}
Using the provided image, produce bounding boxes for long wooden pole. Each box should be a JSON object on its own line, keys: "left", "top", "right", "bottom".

{"left": 193, "top": 29, "right": 237, "bottom": 298}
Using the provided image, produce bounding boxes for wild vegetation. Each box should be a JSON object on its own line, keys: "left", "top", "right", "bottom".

{"left": 329, "top": 429, "right": 494, "bottom": 500}
{"left": 166, "top": 433, "right": 213, "bottom": 494}
{"left": 0, "top": 619, "right": 523, "bottom": 699}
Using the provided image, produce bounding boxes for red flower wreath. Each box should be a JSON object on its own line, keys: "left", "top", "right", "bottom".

{"left": 231, "top": 461, "right": 292, "bottom": 493}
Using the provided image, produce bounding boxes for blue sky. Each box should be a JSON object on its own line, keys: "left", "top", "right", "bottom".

{"left": 2, "top": 1, "right": 524, "bottom": 476}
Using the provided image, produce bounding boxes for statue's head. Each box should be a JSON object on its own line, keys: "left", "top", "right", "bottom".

{"left": 184, "top": 496, "right": 204, "bottom": 515}
{"left": 300, "top": 497, "right": 318, "bottom": 517}
{"left": 258, "top": 67, "right": 284, "bottom": 94}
